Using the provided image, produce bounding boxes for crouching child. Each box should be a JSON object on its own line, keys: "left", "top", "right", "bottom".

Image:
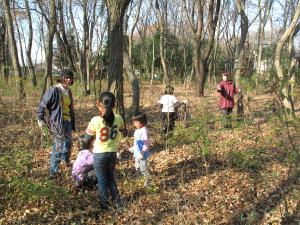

{"left": 72, "top": 135, "right": 97, "bottom": 189}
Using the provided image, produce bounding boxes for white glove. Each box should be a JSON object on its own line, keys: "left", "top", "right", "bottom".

{"left": 128, "top": 147, "right": 134, "bottom": 153}
{"left": 38, "top": 120, "right": 47, "bottom": 129}
{"left": 182, "top": 99, "right": 187, "bottom": 103}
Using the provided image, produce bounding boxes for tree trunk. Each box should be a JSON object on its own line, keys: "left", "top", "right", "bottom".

{"left": 235, "top": 0, "right": 248, "bottom": 87}
{"left": 123, "top": 50, "right": 140, "bottom": 115}
{"left": 41, "top": 0, "right": 57, "bottom": 96}
{"left": 57, "top": 0, "right": 76, "bottom": 72}
{"left": 183, "top": 0, "right": 220, "bottom": 97}
{"left": 3, "top": 0, "right": 26, "bottom": 99}
{"left": 155, "top": 0, "right": 169, "bottom": 85}
{"left": 13, "top": 7, "right": 26, "bottom": 78}
{"left": 105, "top": 0, "right": 131, "bottom": 132}
{"left": 0, "top": 16, "right": 6, "bottom": 79}
{"left": 25, "top": 0, "right": 37, "bottom": 86}
{"left": 275, "top": 2, "right": 300, "bottom": 116}
{"left": 128, "top": 0, "right": 142, "bottom": 60}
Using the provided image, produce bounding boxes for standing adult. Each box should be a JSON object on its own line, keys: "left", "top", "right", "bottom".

{"left": 37, "top": 69, "right": 76, "bottom": 178}
{"left": 217, "top": 72, "right": 240, "bottom": 128}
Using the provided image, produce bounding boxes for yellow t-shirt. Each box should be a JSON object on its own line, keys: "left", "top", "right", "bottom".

{"left": 86, "top": 114, "right": 124, "bottom": 153}
{"left": 62, "top": 93, "right": 71, "bottom": 120}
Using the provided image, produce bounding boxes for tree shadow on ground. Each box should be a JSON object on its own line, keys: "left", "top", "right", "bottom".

{"left": 226, "top": 167, "right": 300, "bottom": 225}
{"left": 282, "top": 200, "right": 300, "bottom": 225}
{"left": 157, "top": 155, "right": 225, "bottom": 191}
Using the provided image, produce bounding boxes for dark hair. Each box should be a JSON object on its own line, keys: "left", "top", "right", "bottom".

{"left": 165, "top": 85, "right": 174, "bottom": 95}
{"left": 57, "top": 68, "right": 74, "bottom": 84}
{"left": 60, "top": 68, "right": 74, "bottom": 78}
{"left": 99, "top": 92, "right": 115, "bottom": 127}
{"left": 222, "top": 71, "right": 230, "bottom": 77}
{"left": 132, "top": 111, "right": 147, "bottom": 126}
{"left": 78, "top": 134, "right": 91, "bottom": 150}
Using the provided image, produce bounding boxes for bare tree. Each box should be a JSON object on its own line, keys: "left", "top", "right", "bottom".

{"left": 155, "top": 0, "right": 169, "bottom": 84}
{"left": 274, "top": 0, "right": 300, "bottom": 117}
{"left": 256, "top": 0, "right": 273, "bottom": 78}
{"left": 105, "top": 0, "right": 131, "bottom": 125}
{"left": 3, "top": 0, "right": 26, "bottom": 99}
{"left": 183, "top": 0, "right": 221, "bottom": 96}
{"left": 124, "top": 0, "right": 142, "bottom": 115}
{"left": 57, "top": 0, "right": 76, "bottom": 72}
{"left": 25, "top": 0, "right": 37, "bottom": 86}
{"left": 0, "top": 10, "right": 9, "bottom": 81}
{"left": 234, "top": 0, "right": 248, "bottom": 87}
{"left": 38, "top": 0, "right": 58, "bottom": 95}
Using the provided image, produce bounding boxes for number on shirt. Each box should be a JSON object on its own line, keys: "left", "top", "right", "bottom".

{"left": 99, "top": 125, "right": 118, "bottom": 142}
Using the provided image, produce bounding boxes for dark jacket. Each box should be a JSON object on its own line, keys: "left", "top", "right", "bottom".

{"left": 37, "top": 85, "right": 75, "bottom": 137}
{"left": 217, "top": 80, "right": 239, "bottom": 109}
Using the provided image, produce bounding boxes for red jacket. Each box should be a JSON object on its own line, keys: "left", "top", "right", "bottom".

{"left": 217, "top": 80, "right": 239, "bottom": 109}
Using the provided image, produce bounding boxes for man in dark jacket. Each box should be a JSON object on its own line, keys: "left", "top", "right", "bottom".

{"left": 217, "top": 72, "right": 240, "bottom": 128}
{"left": 37, "top": 69, "right": 75, "bottom": 178}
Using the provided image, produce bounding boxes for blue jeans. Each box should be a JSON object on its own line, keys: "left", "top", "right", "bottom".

{"left": 94, "top": 152, "right": 121, "bottom": 209}
{"left": 49, "top": 120, "right": 72, "bottom": 175}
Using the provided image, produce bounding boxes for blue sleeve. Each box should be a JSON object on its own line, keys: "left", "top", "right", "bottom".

{"left": 37, "top": 87, "right": 56, "bottom": 122}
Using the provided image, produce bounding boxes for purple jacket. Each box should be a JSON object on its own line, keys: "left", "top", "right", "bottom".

{"left": 217, "top": 80, "right": 239, "bottom": 109}
{"left": 72, "top": 150, "right": 94, "bottom": 185}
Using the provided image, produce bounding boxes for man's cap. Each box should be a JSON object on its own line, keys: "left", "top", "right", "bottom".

{"left": 60, "top": 69, "right": 74, "bottom": 79}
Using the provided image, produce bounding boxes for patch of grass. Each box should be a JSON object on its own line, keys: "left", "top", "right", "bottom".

{"left": 4, "top": 177, "right": 69, "bottom": 202}
{"left": 227, "top": 149, "right": 263, "bottom": 173}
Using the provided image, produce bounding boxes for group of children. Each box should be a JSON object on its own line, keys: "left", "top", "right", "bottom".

{"left": 43, "top": 71, "right": 239, "bottom": 210}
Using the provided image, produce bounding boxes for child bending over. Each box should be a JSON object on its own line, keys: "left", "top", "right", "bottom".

{"left": 72, "top": 135, "right": 97, "bottom": 189}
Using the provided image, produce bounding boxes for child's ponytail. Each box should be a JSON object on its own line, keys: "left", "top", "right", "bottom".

{"left": 99, "top": 92, "right": 115, "bottom": 127}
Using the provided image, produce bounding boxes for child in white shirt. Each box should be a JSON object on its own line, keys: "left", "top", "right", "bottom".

{"left": 158, "top": 85, "right": 180, "bottom": 135}
{"left": 129, "top": 112, "right": 151, "bottom": 187}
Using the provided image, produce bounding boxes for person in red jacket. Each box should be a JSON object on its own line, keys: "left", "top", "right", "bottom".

{"left": 217, "top": 72, "right": 240, "bottom": 128}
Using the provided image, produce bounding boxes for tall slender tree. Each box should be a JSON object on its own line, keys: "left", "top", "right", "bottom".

{"left": 3, "top": 0, "right": 26, "bottom": 99}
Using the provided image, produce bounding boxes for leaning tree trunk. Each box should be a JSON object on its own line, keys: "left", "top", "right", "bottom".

{"left": 3, "top": 0, "right": 26, "bottom": 99}
{"left": 274, "top": 1, "right": 300, "bottom": 117}
{"left": 198, "top": 0, "right": 221, "bottom": 96}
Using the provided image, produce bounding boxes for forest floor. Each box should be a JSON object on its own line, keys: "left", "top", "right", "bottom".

{"left": 0, "top": 81, "right": 300, "bottom": 225}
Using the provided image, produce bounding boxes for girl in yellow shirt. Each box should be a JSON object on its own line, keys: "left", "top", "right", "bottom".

{"left": 83, "top": 92, "right": 124, "bottom": 210}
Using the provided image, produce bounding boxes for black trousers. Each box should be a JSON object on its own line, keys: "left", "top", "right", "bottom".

{"left": 161, "top": 112, "right": 176, "bottom": 134}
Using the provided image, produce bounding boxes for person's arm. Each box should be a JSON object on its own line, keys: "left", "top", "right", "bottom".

{"left": 85, "top": 118, "right": 96, "bottom": 146}
{"left": 85, "top": 152, "right": 94, "bottom": 166}
{"left": 217, "top": 83, "right": 222, "bottom": 93}
{"left": 158, "top": 96, "right": 164, "bottom": 110}
{"left": 141, "top": 129, "right": 150, "bottom": 153}
{"left": 37, "top": 88, "right": 55, "bottom": 125}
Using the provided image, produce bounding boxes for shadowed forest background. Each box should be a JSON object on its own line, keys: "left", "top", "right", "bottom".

{"left": 0, "top": 0, "right": 300, "bottom": 224}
